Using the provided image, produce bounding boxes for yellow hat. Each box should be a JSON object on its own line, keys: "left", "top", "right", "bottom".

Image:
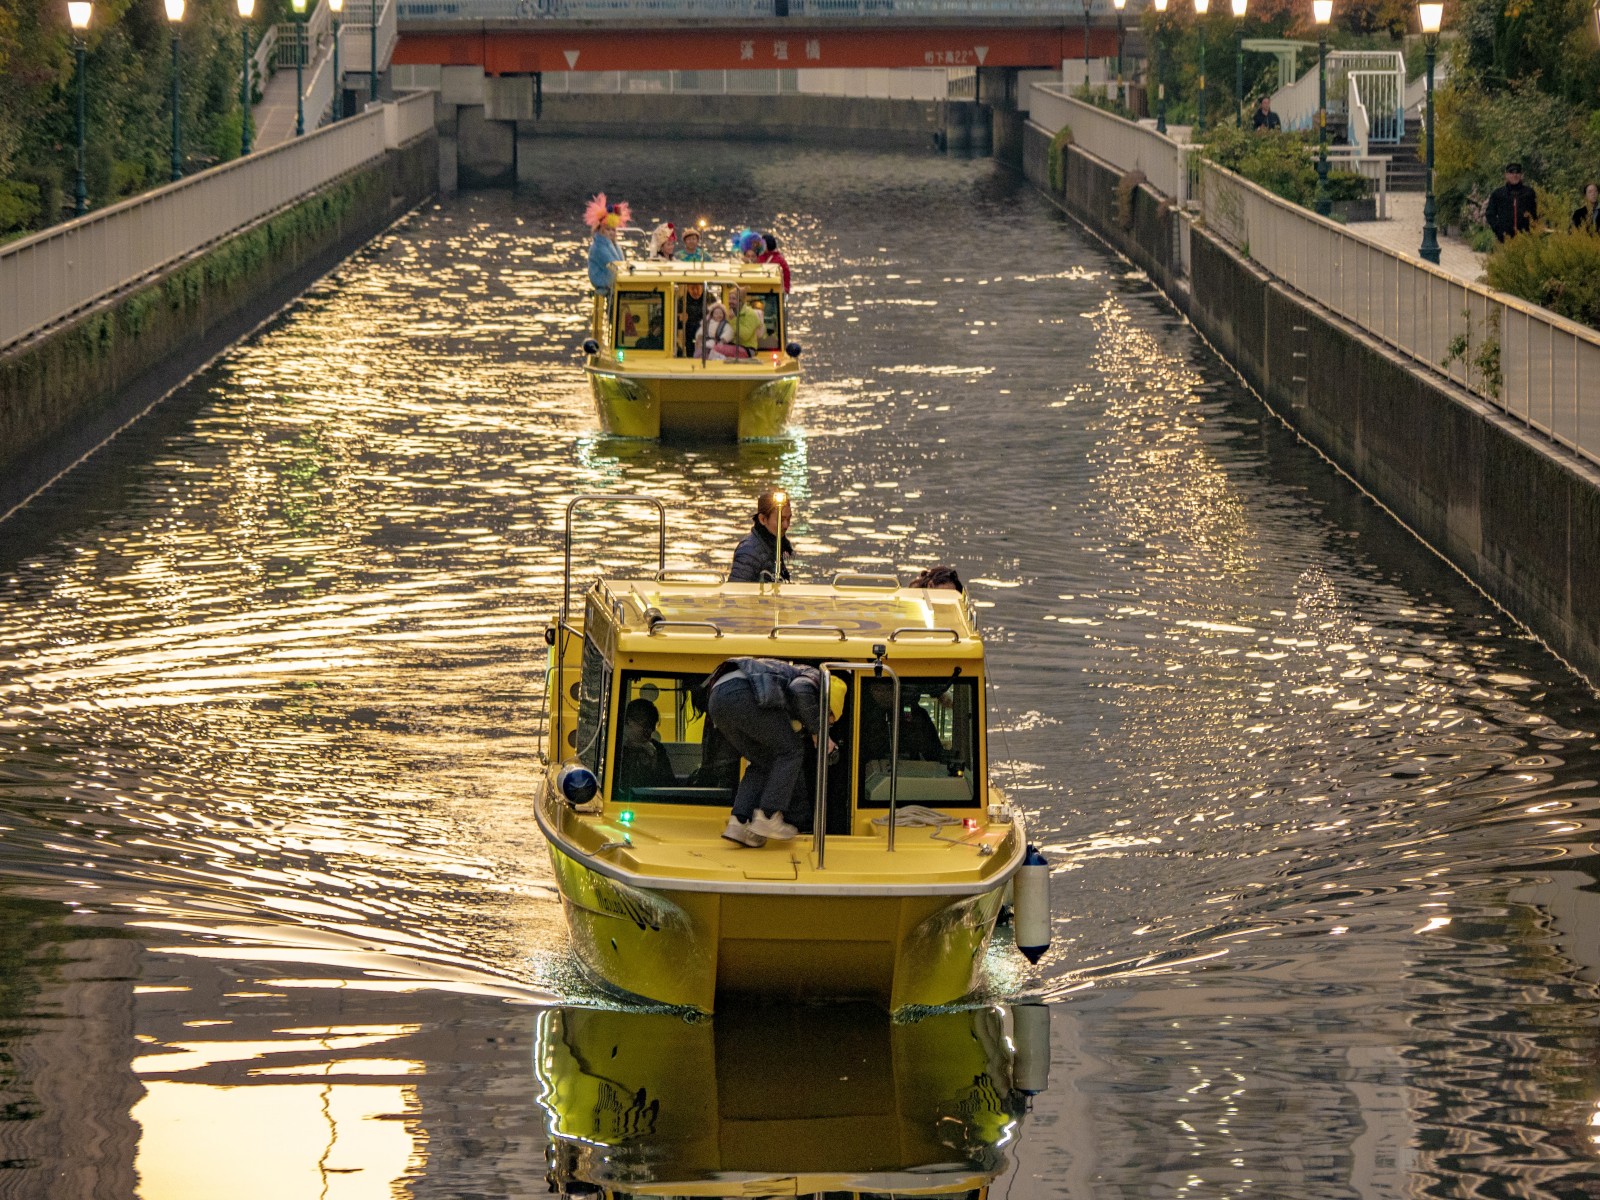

{"left": 829, "top": 675, "right": 848, "bottom": 723}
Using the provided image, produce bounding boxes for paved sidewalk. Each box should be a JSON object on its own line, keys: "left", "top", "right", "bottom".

{"left": 1346, "top": 191, "right": 1486, "bottom": 283}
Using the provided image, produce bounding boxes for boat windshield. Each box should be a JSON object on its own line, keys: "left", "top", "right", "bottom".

{"left": 855, "top": 674, "right": 981, "bottom": 809}
{"left": 614, "top": 670, "right": 736, "bottom": 806}
{"left": 613, "top": 288, "right": 666, "bottom": 352}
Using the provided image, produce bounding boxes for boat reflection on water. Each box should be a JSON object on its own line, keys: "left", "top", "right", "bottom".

{"left": 532, "top": 1002, "right": 1050, "bottom": 1198}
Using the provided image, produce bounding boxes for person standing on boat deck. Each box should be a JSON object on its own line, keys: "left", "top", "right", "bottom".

{"left": 678, "top": 281, "right": 707, "bottom": 356}
{"left": 676, "top": 227, "right": 709, "bottom": 263}
{"left": 728, "top": 489, "right": 794, "bottom": 583}
{"left": 649, "top": 222, "right": 678, "bottom": 261}
{"left": 707, "top": 657, "right": 841, "bottom": 845}
{"left": 909, "top": 564, "right": 964, "bottom": 592}
{"left": 585, "top": 193, "right": 630, "bottom": 298}
{"left": 758, "top": 233, "right": 791, "bottom": 293}
{"left": 733, "top": 228, "right": 766, "bottom": 263}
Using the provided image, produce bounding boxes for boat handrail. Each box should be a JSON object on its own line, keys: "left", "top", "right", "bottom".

{"left": 558, "top": 494, "right": 667, "bottom": 755}
{"left": 814, "top": 660, "right": 901, "bottom": 868}
{"left": 654, "top": 568, "right": 724, "bottom": 583}
{"left": 831, "top": 572, "right": 901, "bottom": 590}
{"left": 646, "top": 620, "right": 724, "bottom": 638}
{"left": 770, "top": 624, "right": 848, "bottom": 641}
{"left": 888, "top": 627, "right": 962, "bottom": 643}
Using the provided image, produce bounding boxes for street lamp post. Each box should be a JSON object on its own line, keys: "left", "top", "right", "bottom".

{"left": 1232, "top": 0, "right": 1247, "bottom": 127}
{"left": 370, "top": 0, "right": 379, "bottom": 103}
{"left": 1313, "top": 0, "right": 1333, "bottom": 216}
{"left": 1113, "top": 0, "right": 1126, "bottom": 109}
{"left": 238, "top": 0, "right": 254, "bottom": 155}
{"left": 330, "top": 0, "right": 343, "bottom": 120}
{"left": 1082, "top": 0, "right": 1092, "bottom": 85}
{"left": 68, "top": 2, "right": 91, "bottom": 217}
{"left": 291, "top": 0, "right": 306, "bottom": 137}
{"left": 165, "top": 0, "right": 183, "bottom": 182}
{"left": 1417, "top": 2, "right": 1442, "bottom": 262}
{"left": 1194, "top": 0, "right": 1210, "bottom": 132}
{"left": 1154, "top": 0, "right": 1169, "bottom": 133}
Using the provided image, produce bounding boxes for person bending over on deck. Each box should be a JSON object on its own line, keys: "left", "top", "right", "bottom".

{"left": 728, "top": 489, "right": 794, "bottom": 583}
{"left": 706, "top": 657, "right": 841, "bottom": 846}
{"left": 616, "top": 698, "right": 676, "bottom": 796}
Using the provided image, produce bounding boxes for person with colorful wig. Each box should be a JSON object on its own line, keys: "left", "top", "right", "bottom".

{"left": 649, "top": 222, "right": 678, "bottom": 260}
{"left": 732, "top": 228, "right": 766, "bottom": 262}
{"left": 584, "top": 192, "right": 631, "bottom": 295}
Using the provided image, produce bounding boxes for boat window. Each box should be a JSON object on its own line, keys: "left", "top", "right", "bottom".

{"left": 575, "top": 634, "right": 611, "bottom": 787}
{"left": 747, "top": 289, "right": 782, "bottom": 349}
{"left": 614, "top": 670, "right": 735, "bottom": 806}
{"left": 856, "top": 676, "right": 980, "bottom": 808}
{"left": 613, "top": 289, "right": 666, "bottom": 352}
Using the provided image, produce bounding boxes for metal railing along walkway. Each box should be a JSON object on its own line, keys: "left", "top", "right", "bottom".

{"left": 0, "top": 91, "right": 435, "bottom": 354}
{"left": 1199, "top": 161, "right": 1600, "bottom": 468}
{"left": 1028, "top": 84, "right": 1197, "bottom": 207}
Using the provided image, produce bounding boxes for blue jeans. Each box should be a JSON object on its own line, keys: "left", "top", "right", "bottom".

{"left": 707, "top": 677, "right": 809, "bottom": 825}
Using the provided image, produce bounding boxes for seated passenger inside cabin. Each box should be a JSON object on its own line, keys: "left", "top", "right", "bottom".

{"left": 634, "top": 314, "right": 665, "bottom": 351}
{"left": 747, "top": 290, "right": 782, "bottom": 350}
{"left": 615, "top": 697, "right": 677, "bottom": 796}
{"left": 858, "top": 677, "right": 944, "bottom": 769}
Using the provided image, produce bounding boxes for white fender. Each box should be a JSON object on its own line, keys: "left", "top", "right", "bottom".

{"left": 1013, "top": 844, "right": 1051, "bottom": 964}
{"left": 1011, "top": 1002, "right": 1051, "bottom": 1096}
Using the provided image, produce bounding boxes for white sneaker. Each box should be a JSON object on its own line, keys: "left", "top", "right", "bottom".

{"left": 749, "top": 810, "right": 800, "bottom": 841}
{"left": 721, "top": 816, "right": 766, "bottom": 848}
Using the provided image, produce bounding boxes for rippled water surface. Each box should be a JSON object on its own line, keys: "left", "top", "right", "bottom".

{"left": 3, "top": 141, "right": 1600, "bottom": 1198}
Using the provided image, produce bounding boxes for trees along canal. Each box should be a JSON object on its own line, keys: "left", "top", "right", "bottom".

{"left": 0, "top": 0, "right": 271, "bottom": 241}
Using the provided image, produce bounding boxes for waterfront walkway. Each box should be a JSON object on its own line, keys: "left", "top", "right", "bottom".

{"left": 1350, "top": 191, "right": 1485, "bottom": 283}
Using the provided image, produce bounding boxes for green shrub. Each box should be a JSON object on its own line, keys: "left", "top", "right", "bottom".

{"left": 1202, "top": 124, "right": 1369, "bottom": 211}
{"left": 1047, "top": 125, "right": 1074, "bottom": 194}
{"left": 0, "top": 180, "right": 42, "bottom": 237}
{"left": 1485, "top": 229, "right": 1600, "bottom": 331}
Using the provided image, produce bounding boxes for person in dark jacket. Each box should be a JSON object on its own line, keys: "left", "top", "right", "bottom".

{"left": 1572, "top": 183, "right": 1599, "bottom": 234}
{"left": 728, "top": 489, "right": 794, "bottom": 583}
{"left": 706, "top": 657, "right": 839, "bottom": 845}
{"left": 909, "top": 564, "right": 964, "bottom": 593}
{"left": 1486, "top": 162, "right": 1538, "bottom": 242}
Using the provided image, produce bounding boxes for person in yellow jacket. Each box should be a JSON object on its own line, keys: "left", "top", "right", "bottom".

{"left": 727, "top": 286, "right": 765, "bottom": 356}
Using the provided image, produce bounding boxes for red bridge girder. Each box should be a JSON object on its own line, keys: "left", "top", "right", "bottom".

{"left": 393, "top": 23, "right": 1122, "bottom": 74}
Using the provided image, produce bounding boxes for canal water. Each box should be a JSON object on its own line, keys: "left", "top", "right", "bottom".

{"left": 2, "top": 140, "right": 1598, "bottom": 1198}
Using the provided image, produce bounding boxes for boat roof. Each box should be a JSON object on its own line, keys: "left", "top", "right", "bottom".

{"left": 608, "top": 259, "right": 784, "bottom": 287}
{"left": 585, "top": 578, "right": 985, "bottom": 661}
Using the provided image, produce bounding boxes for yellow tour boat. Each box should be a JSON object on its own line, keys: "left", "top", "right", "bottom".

{"left": 536, "top": 496, "right": 1051, "bottom": 1015}
{"left": 533, "top": 1000, "right": 1050, "bottom": 1197}
{"left": 583, "top": 260, "right": 801, "bottom": 440}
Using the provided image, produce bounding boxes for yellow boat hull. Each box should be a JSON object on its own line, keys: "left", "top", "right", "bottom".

{"left": 547, "top": 838, "right": 1006, "bottom": 1013}
{"left": 534, "top": 1002, "right": 1025, "bottom": 1196}
{"left": 587, "top": 362, "right": 798, "bottom": 440}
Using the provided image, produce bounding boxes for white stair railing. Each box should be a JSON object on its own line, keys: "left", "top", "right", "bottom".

{"left": 1347, "top": 71, "right": 1370, "bottom": 158}
{"left": 1271, "top": 50, "right": 1405, "bottom": 141}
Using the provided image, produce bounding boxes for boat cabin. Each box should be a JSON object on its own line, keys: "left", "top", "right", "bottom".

{"left": 600, "top": 260, "right": 787, "bottom": 362}
{"left": 549, "top": 576, "right": 990, "bottom": 837}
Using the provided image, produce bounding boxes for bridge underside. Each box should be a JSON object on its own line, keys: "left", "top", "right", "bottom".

{"left": 395, "top": 21, "right": 1119, "bottom": 73}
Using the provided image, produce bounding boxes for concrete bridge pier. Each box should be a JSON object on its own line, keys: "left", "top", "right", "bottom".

{"left": 978, "top": 66, "right": 1023, "bottom": 167}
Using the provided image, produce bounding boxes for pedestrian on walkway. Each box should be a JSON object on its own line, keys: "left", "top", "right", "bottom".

{"left": 1571, "top": 183, "right": 1599, "bottom": 234}
{"left": 1251, "top": 96, "right": 1281, "bottom": 132}
{"left": 1485, "top": 163, "right": 1538, "bottom": 243}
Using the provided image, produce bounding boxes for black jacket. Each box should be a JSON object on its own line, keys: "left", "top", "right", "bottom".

{"left": 728, "top": 520, "right": 793, "bottom": 583}
{"left": 720, "top": 658, "right": 826, "bottom": 736}
{"left": 1486, "top": 182, "right": 1538, "bottom": 241}
{"left": 1573, "top": 205, "right": 1599, "bottom": 234}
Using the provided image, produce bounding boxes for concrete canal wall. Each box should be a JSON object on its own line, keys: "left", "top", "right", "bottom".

{"left": 1021, "top": 120, "right": 1600, "bottom": 686}
{"left": 0, "top": 127, "right": 437, "bottom": 517}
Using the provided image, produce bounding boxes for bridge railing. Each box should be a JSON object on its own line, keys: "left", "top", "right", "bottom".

{"left": 1028, "top": 84, "right": 1196, "bottom": 208}
{"left": 0, "top": 97, "right": 431, "bottom": 354}
{"left": 1199, "top": 160, "right": 1600, "bottom": 468}
{"left": 344, "top": 0, "right": 400, "bottom": 76}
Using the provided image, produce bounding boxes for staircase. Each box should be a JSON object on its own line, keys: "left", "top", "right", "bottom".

{"left": 1384, "top": 118, "right": 1427, "bottom": 192}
